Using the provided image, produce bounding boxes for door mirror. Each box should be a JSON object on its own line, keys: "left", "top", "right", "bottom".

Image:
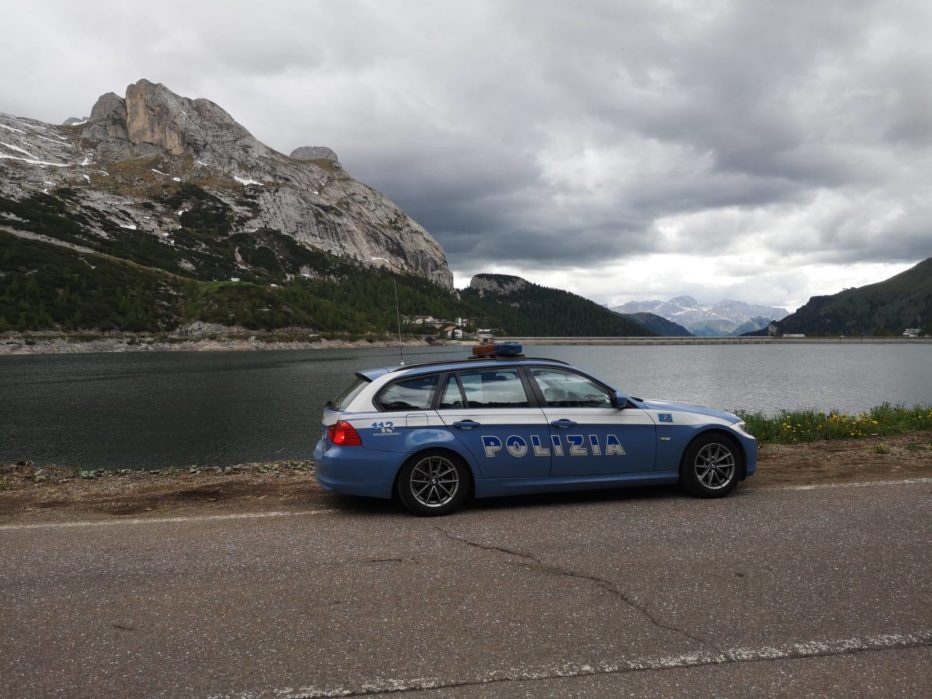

{"left": 613, "top": 391, "right": 628, "bottom": 409}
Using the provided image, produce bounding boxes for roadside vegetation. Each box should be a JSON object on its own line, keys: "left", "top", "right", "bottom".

{"left": 739, "top": 404, "right": 932, "bottom": 444}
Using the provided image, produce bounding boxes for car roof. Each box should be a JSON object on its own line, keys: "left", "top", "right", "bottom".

{"left": 358, "top": 356, "right": 571, "bottom": 381}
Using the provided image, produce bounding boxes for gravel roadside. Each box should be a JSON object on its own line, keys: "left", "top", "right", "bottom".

{"left": 1, "top": 431, "right": 929, "bottom": 524}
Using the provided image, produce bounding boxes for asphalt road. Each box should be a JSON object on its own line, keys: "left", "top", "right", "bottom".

{"left": 1, "top": 479, "right": 930, "bottom": 698}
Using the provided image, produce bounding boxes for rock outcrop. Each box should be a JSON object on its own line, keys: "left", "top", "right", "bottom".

{"left": 0, "top": 79, "right": 452, "bottom": 287}
{"left": 290, "top": 146, "right": 339, "bottom": 163}
{"left": 469, "top": 274, "right": 531, "bottom": 297}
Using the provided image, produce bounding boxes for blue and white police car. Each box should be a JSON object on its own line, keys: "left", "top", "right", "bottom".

{"left": 314, "top": 344, "right": 757, "bottom": 515}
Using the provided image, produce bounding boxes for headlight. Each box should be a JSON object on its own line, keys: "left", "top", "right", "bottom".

{"left": 732, "top": 420, "right": 754, "bottom": 437}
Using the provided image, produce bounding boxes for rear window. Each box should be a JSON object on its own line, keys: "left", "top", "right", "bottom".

{"left": 376, "top": 375, "right": 440, "bottom": 411}
{"left": 329, "top": 376, "right": 370, "bottom": 411}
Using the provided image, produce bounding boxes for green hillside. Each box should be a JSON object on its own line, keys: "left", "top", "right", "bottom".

{"left": 623, "top": 312, "right": 692, "bottom": 337}
{"left": 772, "top": 258, "right": 932, "bottom": 336}
{"left": 0, "top": 231, "right": 468, "bottom": 334}
{"left": 0, "top": 186, "right": 662, "bottom": 337}
{"left": 461, "top": 275, "right": 653, "bottom": 337}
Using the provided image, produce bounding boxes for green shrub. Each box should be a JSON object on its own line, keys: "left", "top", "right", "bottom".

{"left": 738, "top": 404, "right": 932, "bottom": 444}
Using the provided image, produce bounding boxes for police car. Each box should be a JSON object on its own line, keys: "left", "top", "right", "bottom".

{"left": 314, "top": 343, "right": 757, "bottom": 516}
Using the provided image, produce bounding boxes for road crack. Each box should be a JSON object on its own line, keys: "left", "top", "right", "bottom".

{"left": 435, "top": 527, "right": 719, "bottom": 653}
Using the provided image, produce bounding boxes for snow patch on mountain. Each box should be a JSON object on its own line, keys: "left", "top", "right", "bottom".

{"left": 613, "top": 296, "right": 789, "bottom": 336}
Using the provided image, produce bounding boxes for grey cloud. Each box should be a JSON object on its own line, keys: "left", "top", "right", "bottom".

{"left": 1, "top": 0, "right": 930, "bottom": 297}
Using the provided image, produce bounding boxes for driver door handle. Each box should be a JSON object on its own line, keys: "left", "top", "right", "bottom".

{"left": 550, "top": 419, "right": 577, "bottom": 428}
{"left": 452, "top": 419, "right": 481, "bottom": 430}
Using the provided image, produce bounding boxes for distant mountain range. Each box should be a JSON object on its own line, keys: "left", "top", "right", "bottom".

{"left": 612, "top": 296, "right": 789, "bottom": 336}
{"left": 753, "top": 258, "right": 932, "bottom": 337}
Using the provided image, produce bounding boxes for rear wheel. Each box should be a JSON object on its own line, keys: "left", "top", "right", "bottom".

{"left": 397, "top": 451, "right": 469, "bottom": 516}
{"left": 681, "top": 434, "right": 742, "bottom": 498}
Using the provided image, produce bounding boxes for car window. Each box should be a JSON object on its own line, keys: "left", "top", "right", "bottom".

{"left": 329, "top": 376, "right": 370, "bottom": 411}
{"left": 457, "top": 369, "right": 530, "bottom": 408}
{"left": 530, "top": 368, "right": 612, "bottom": 408}
{"left": 438, "top": 377, "right": 466, "bottom": 409}
{"left": 377, "top": 374, "right": 439, "bottom": 411}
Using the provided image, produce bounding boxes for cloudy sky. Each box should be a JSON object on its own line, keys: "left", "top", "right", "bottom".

{"left": 3, "top": 0, "right": 930, "bottom": 311}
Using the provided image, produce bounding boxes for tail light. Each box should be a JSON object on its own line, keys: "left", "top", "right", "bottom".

{"left": 327, "top": 420, "right": 362, "bottom": 446}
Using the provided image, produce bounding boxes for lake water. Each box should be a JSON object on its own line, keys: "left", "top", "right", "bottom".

{"left": 1, "top": 344, "right": 929, "bottom": 470}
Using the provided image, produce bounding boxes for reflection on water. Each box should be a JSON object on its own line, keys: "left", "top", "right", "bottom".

{"left": 1, "top": 343, "right": 929, "bottom": 469}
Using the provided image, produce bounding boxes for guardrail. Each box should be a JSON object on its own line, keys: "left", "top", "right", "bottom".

{"left": 498, "top": 336, "right": 932, "bottom": 346}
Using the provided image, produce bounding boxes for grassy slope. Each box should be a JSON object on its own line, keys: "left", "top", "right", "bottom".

{"left": 623, "top": 312, "right": 693, "bottom": 337}
{"left": 775, "top": 258, "right": 932, "bottom": 336}
{"left": 0, "top": 230, "right": 474, "bottom": 334}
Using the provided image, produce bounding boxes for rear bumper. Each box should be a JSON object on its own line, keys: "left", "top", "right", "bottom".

{"left": 314, "top": 438, "right": 401, "bottom": 499}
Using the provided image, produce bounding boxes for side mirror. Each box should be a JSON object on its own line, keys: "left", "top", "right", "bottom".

{"left": 613, "top": 391, "right": 628, "bottom": 409}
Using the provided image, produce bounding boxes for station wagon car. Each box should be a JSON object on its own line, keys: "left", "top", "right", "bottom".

{"left": 314, "top": 346, "right": 757, "bottom": 515}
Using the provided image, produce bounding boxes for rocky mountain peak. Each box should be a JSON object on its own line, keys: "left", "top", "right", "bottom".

{"left": 82, "top": 92, "right": 129, "bottom": 148}
{"left": 123, "top": 79, "right": 260, "bottom": 162}
{"left": 89, "top": 91, "right": 125, "bottom": 121}
{"left": 0, "top": 79, "right": 453, "bottom": 288}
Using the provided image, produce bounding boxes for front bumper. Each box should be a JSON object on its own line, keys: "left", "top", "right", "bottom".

{"left": 739, "top": 434, "right": 758, "bottom": 477}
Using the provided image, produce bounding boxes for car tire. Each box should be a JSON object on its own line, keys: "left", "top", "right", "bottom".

{"left": 397, "top": 450, "right": 470, "bottom": 516}
{"left": 681, "top": 433, "right": 742, "bottom": 498}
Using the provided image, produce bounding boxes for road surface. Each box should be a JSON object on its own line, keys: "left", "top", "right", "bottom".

{"left": 1, "top": 479, "right": 930, "bottom": 697}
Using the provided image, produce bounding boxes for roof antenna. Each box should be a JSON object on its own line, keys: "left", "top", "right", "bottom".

{"left": 394, "top": 278, "right": 405, "bottom": 366}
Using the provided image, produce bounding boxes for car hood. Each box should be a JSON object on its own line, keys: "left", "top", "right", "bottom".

{"left": 639, "top": 399, "right": 740, "bottom": 423}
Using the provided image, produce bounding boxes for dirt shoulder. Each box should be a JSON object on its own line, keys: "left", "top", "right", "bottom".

{"left": 0, "top": 333, "right": 438, "bottom": 355}
{"left": 2, "top": 432, "right": 930, "bottom": 525}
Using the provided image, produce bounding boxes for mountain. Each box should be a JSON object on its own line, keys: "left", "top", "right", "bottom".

{"left": 0, "top": 79, "right": 451, "bottom": 287}
{"left": 760, "top": 258, "right": 932, "bottom": 337}
{"left": 463, "top": 274, "right": 654, "bottom": 337}
{"left": 622, "top": 312, "right": 693, "bottom": 337}
{"left": 613, "top": 296, "right": 789, "bottom": 336}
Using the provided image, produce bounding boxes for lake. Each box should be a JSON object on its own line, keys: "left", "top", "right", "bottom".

{"left": 1, "top": 343, "right": 929, "bottom": 469}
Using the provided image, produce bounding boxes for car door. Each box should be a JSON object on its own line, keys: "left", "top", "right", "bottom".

{"left": 527, "top": 366, "right": 656, "bottom": 476}
{"left": 437, "top": 367, "right": 551, "bottom": 478}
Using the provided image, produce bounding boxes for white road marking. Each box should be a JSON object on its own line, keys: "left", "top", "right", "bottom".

{"left": 0, "top": 509, "right": 338, "bottom": 532}
{"left": 210, "top": 630, "right": 932, "bottom": 698}
{"left": 771, "top": 477, "right": 932, "bottom": 491}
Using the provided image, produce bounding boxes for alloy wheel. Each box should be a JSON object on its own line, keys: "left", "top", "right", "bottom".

{"left": 409, "top": 455, "right": 460, "bottom": 508}
{"left": 694, "top": 442, "right": 736, "bottom": 490}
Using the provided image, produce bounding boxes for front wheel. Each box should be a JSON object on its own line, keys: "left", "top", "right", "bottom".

{"left": 397, "top": 451, "right": 470, "bottom": 516}
{"left": 681, "top": 434, "right": 742, "bottom": 498}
